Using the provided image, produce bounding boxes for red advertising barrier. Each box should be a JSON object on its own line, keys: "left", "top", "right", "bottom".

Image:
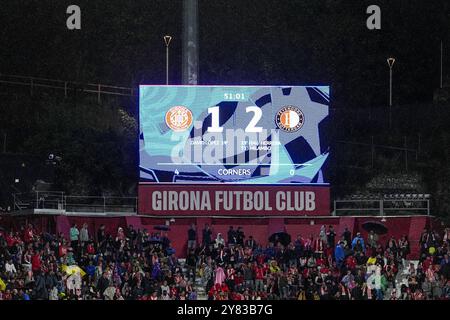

{"left": 138, "top": 184, "right": 330, "bottom": 216}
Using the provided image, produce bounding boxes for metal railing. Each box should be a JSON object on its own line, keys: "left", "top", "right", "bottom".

{"left": 333, "top": 198, "right": 430, "bottom": 216}
{"left": 13, "top": 191, "right": 137, "bottom": 214}
{"left": 0, "top": 73, "right": 137, "bottom": 103}
{"left": 12, "top": 191, "right": 431, "bottom": 217}
{"left": 64, "top": 195, "right": 137, "bottom": 214}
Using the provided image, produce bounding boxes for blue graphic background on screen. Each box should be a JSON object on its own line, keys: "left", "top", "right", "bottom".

{"left": 139, "top": 86, "right": 329, "bottom": 184}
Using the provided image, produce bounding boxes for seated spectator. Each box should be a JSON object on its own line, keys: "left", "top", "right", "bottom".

{"left": 0, "top": 221, "right": 448, "bottom": 300}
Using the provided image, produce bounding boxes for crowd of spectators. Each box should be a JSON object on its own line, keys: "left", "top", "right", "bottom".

{"left": 192, "top": 225, "right": 449, "bottom": 300}
{"left": 0, "top": 221, "right": 449, "bottom": 300}
{"left": 0, "top": 223, "right": 190, "bottom": 300}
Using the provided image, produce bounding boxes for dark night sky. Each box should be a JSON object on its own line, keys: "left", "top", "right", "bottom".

{"left": 0, "top": 0, "right": 449, "bottom": 109}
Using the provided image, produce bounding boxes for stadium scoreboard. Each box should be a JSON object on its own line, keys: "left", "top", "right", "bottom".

{"left": 139, "top": 85, "right": 330, "bottom": 216}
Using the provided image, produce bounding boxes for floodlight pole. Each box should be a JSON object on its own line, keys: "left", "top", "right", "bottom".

{"left": 387, "top": 57, "right": 396, "bottom": 129}
{"left": 182, "top": 0, "right": 199, "bottom": 84}
{"left": 164, "top": 35, "right": 172, "bottom": 85}
{"left": 440, "top": 40, "right": 443, "bottom": 89}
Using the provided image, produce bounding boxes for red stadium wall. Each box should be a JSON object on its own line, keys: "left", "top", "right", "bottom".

{"left": 0, "top": 214, "right": 442, "bottom": 259}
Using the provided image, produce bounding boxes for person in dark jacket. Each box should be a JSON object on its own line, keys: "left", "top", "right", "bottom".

{"left": 327, "top": 226, "right": 337, "bottom": 248}
{"left": 202, "top": 224, "right": 212, "bottom": 246}
{"left": 187, "top": 224, "right": 197, "bottom": 251}
{"left": 33, "top": 271, "right": 48, "bottom": 300}
{"left": 142, "top": 272, "right": 153, "bottom": 295}
{"left": 351, "top": 282, "right": 363, "bottom": 300}
{"left": 131, "top": 282, "right": 144, "bottom": 299}
{"left": 227, "top": 226, "right": 237, "bottom": 246}
{"left": 342, "top": 227, "right": 352, "bottom": 247}
{"left": 245, "top": 236, "right": 257, "bottom": 250}
{"left": 96, "top": 272, "right": 110, "bottom": 298}
{"left": 186, "top": 250, "right": 197, "bottom": 282}
{"left": 286, "top": 244, "right": 297, "bottom": 267}
{"left": 45, "top": 270, "right": 59, "bottom": 292}
{"left": 236, "top": 227, "right": 245, "bottom": 246}
{"left": 97, "top": 225, "right": 106, "bottom": 248}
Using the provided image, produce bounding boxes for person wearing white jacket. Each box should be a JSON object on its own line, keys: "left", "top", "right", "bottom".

{"left": 366, "top": 265, "right": 383, "bottom": 300}
{"left": 66, "top": 272, "right": 82, "bottom": 295}
{"left": 5, "top": 260, "right": 17, "bottom": 275}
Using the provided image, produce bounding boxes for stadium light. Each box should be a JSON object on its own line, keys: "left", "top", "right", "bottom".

{"left": 387, "top": 57, "right": 396, "bottom": 69}
{"left": 164, "top": 35, "right": 172, "bottom": 85}
{"left": 387, "top": 57, "right": 396, "bottom": 128}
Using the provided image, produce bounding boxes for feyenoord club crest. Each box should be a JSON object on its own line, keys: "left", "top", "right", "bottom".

{"left": 165, "top": 106, "right": 193, "bottom": 132}
{"left": 275, "top": 105, "right": 305, "bottom": 132}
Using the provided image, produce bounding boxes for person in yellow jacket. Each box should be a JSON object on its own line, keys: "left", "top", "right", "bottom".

{"left": 367, "top": 256, "right": 377, "bottom": 266}
{"left": 269, "top": 260, "right": 281, "bottom": 273}
{"left": 0, "top": 277, "right": 6, "bottom": 292}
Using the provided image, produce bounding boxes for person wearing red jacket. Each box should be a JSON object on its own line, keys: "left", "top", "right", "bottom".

{"left": 221, "top": 283, "right": 229, "bottom": 294}
{"left": 226, "top": 265, "right": 235, "bottom": 291}
{"left": 254, "top": 263, "right": 266, "bottom": 292}
{"left": 316, "top": 254, "right": 327, "bottom": 268}
{"left": 5, "top": 231, "right": 18, "bottom": 247}
{"left": 234, "top": 271, "right": 244, "bottom": 292}
{"left": 208, "top": 283, "right": 222, "bottom": 300}
{"left": 314, "top": 238, "right": 325, "bottom": 255}
{"left": 170, "top": 285, "right": 178, "bottom": 298}
{"left": 59, "top": 242, "right": 68, "bottom": 258}
{"left": 31, "top": 250, "right": 42, "bottom": 273}
{"left": 346, "top": 255, "right": 357, "bottom": 271}
{"left": 423, "top": 256, "right": 433, "bottom": 271}
{"left": 23, "top": 224, "right": 34, "bottom": 243}
{"left": 256, "top": 253, "right": 265, "bottom": 265}
{"left": 231, "top": 291, "right": 244, "bottom": 300}
{"left": 86, "top": 242, "right": 95, "bottom": 255}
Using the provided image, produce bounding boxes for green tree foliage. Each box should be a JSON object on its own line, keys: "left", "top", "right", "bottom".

{"left": 1, "top": 93, "right": 137, "bottom": 196}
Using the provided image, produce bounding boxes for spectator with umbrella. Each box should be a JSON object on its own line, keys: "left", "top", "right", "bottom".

{"left": 268, "top": 232, "right": 291, "bottom": 247}
{"left": 367, "top": 230, "right": 379, "bottom": 248}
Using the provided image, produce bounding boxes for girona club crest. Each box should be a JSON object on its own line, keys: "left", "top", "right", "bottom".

{"left": 165, "top": 106, "right": 193, "bottom": 132}
{"left": 275, "top": 105, "right": 305, "bottom": 132}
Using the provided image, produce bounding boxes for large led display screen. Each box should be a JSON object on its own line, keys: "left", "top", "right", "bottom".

{"left": 139, "top": 86, "right": 329, "bottom": 185}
